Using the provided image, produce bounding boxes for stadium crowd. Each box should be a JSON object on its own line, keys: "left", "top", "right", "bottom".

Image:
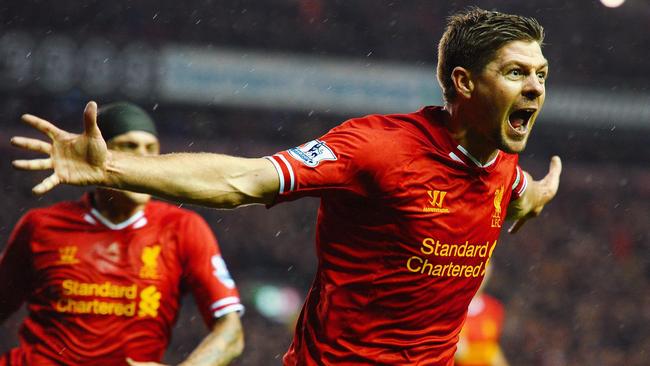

{"left": 3, "top": 0, "right": 649, "bottom": 88}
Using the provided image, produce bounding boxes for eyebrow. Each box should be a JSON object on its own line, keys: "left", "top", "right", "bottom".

{"left": 503, "top": 60, "right": 549, "bottom": 70}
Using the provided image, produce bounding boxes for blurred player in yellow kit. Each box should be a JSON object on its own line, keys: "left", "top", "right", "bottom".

{"left": 455, "top": 265, "right": 509, "bottom": 366}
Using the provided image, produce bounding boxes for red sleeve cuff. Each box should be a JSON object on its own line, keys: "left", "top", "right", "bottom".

{"left": 265, "top": 154, "right": 295, "bottom": 194}
{"left": 511, "top": 166, "right": 528, "bottom": 200}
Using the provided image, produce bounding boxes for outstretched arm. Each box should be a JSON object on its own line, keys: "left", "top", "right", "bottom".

{"left": 126, "top": 312, "right": 244, "bottom": 366}
{"left": 12, "top": 101, "right": 279, "bottom": 208}
{"left": 506, "top": 156, "right": 562, "bottom": 234}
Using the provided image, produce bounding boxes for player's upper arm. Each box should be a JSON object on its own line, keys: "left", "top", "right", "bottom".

{"left": 264, "top": 118, "right": 400, "bottom": 201}
{"left": 178, "top": 213, "right": 243, "bottom": 325}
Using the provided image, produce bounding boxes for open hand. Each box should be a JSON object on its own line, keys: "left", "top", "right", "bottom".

{"left": 508, "top": 155, "right": 562, "bottom": 234}
{"left": 11, "top": 101, "right": 109, "bottom": 195}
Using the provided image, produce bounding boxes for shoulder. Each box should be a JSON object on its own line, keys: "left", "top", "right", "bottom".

{"left": 335, "top": 109, "right": 433, "bottom": 139}
{"left": 498, "top": 151, "right": 520, "bottom": 165}
{"left": 326, "top": 109, "right": 440, "bottom": 157}
{"left": 8, "top": 201, "right": 81, "bottom": 242}
{"left": 18, "top": 200, "right": 81, "bottom": 225}
{"left": 495, "top": 152, "right": 521, "bottom": 179}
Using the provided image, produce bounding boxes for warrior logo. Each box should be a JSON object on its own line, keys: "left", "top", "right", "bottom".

{"left": 58, "top": 246, "right": 80, "bottom": 265}
{"left": 423, "top": 190, "right": 450, "bottom": 213}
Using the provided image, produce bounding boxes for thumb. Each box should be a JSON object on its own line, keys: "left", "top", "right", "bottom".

{"left": 539, "top": 155, "right": 562, "bottom": 202}
{"left": 83, "top": 101, "right": 102, "bottom": 138}
{"left": 545, "top": 155, "right": 562, "bottom": 183}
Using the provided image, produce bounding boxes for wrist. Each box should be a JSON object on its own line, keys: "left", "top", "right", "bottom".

{"left": 103, "top": 150, "right": 123, "bottom": 189}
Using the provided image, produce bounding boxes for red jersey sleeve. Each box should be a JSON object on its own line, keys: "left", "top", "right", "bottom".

{"left": 266, "top": 117, "right": 396, "bottom": 202}
{"left": 179, "top": 212, "right": 243, "bottom": 327}
{"left": 510, "top": 165, "right": 528, "bottom": 201}
{"left": 0, "top": 213, "right": 35, "bottom": 321}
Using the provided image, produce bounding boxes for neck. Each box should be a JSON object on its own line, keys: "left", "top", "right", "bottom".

{"left": 93, "top": 190, "right": 146, "bottom": 224}
{"left": 444, "top": 103, "right": 499, "bottom": 165}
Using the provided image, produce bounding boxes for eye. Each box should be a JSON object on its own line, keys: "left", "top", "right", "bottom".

{"left": 537, "top": 71, "right": 547, "bottom": 82}
{"left": 112, "top": 142, "right": 138, "bottom": 151}
{"left": 507, "top": 68, "right": 523, "bottom": 79}
{"left": 146, "top": 144, "right": 160, "bottom": 154}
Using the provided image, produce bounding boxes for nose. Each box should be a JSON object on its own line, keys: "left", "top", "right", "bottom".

{"left": 134, "top": 145, "right": 150, "bottom": 156}
{"left": 523, "top": 74, "right": 544, "bottom": 100}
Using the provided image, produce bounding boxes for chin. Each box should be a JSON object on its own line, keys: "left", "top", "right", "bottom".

{"left": 124, "top": 192, "right": 152, "bottom": 205}
{"left": 499, "top": 137, "right": 528, "bottom": 154}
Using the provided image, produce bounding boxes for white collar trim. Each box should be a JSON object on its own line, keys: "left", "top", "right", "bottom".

{"left": 448, "top": 152, "right": 467, "bottom": 165}
{"left": 89, "top": 208, "right": 146, "bottom": 231}
{"left": 456, "top": 145, "right": 499, "bottom": 168}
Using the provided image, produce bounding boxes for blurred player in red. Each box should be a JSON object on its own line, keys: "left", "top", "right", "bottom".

{"left": 0, "top": 102, "right": 244, "bottom": 366}
{"left": 456, "top": 265, "right": 509, "bottom": 366}
{"left": 11, "top": 8, "right": 562, "bottom": 366}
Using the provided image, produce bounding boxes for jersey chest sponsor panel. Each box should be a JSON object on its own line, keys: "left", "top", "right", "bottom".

{"left": 30, "top": 207, "right": 182, "bottom": 325}
{"left": 13, "top": 198, "right": 242, "bottom": 364}
{"left": 268, "top": 107, "right": 524, "bottom": 365}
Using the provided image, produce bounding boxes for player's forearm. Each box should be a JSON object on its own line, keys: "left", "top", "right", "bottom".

{"left": 104, "top": 152, "right": 276, "bottom": 208}
{"left": 179, "top": 313, "right": 244, "bottom": 366}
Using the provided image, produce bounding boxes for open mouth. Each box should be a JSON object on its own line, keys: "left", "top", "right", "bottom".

{"left": 508, "top": 108, "right": 535, "bottom": 135}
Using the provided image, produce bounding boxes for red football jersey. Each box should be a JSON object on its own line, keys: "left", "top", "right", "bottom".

{"left": 0, "top": 195, "right": 242, "bottom": 365}
{"left": 266, "top": 106, "right": 527, "bottom": 365}
{"left": 455, "top": 294, "right": 506, "bottom": 366}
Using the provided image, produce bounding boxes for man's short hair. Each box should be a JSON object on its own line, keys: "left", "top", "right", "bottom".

{"left": 436, "top": 7, "right": 545, "bottom": 103}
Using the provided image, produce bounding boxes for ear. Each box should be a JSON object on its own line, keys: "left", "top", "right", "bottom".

{"left": 451, "top": 66, "right": 473, "bottom": 98}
